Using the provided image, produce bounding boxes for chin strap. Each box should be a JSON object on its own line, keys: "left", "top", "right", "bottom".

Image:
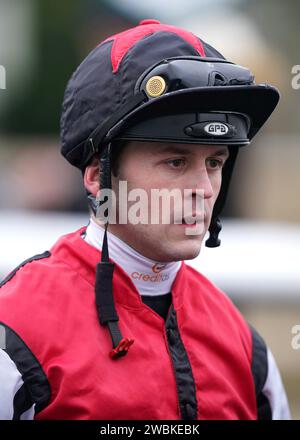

{"left": 205, "top": 147, "right": 239, "bottom": 248}
{"left": 205, "top": 217, "right": 222, "bottom": 248}
{"left": 94, "top": 143, "right": 134, "bottom": 359}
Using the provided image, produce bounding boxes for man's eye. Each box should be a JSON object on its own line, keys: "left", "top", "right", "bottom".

{"left": 166, "top": 158, "right": 186, "bottom": 168}
{"left": 207, "top": 158, "right": 224, "bottom": 169}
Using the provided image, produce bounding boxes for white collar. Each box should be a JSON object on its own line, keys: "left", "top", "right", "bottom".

{"left": 83, "top": 217, "right": 182, "bottom": 296}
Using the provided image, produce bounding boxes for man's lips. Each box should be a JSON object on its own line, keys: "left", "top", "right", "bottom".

{"left": 173, "top": 213, "right": 206, "bottom": 226}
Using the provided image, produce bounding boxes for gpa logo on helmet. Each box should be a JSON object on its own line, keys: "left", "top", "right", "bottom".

{"left": 204, "top": 122, "right": 229, "bottom": 136}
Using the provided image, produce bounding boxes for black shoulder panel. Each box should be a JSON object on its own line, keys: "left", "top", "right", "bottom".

{"left": 1, "top": 322, "right": 51, "bottom": 417}
{"left": 249, "top": 324, "right": 272, "bottom": 420}
{"left": 0, "top": 251, "right": 51, "bottom": 288}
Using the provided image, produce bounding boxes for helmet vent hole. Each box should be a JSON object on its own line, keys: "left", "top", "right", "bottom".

{"left": 212, "top": 72, "right": 227, "bottom": 86}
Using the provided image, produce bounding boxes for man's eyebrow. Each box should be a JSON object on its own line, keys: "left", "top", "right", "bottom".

{"left": 157, "top": 146, "right": 193, "bottom": 155}
{"left": 212, "top": 148, "right": 230, "bottom": 158}
{"left": 156, "top": 145, "right": 230, "bottom": 157}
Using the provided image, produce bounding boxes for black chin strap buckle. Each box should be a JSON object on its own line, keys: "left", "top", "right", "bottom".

{"left": 205, "top": 217, "right": 222, "bottom": 248}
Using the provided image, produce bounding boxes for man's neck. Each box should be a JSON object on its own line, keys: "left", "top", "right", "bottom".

{"left": 82, "top": 217, "right": 181, "bottom": 296}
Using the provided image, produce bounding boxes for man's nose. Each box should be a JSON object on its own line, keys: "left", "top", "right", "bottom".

{"left": 190, "top": 167, "right": 214, "bottom": 199}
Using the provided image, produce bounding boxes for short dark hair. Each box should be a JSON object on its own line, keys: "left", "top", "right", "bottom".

{"left": 110, "top": 140, "right": 127, "bottom": 177}
{"left": 81, "top": 139, "right": 127, "bottom": 177}
{"left": 83, "top": 139, "right": 127, "bottom": 215}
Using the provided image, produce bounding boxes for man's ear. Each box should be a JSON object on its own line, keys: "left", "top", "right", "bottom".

{"left": 84, "top": 156, "right": 100, "bottom": 196}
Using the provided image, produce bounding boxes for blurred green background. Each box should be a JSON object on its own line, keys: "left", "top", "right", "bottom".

{"left": 0, "top": 0, "right": 299, "bottom": 419}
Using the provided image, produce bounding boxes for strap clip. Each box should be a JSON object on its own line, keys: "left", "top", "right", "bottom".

{"left": 110, "top": 337, "right": 134, "bottom": 359}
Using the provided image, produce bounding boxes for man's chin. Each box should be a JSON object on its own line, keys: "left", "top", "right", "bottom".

{"left": 170, "top": 242, "right": 203, "bottom": 262}
{"left": 181, "top": 249, "right": 202, "bottom": 261}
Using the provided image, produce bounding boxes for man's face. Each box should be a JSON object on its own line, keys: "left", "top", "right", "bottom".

{"left": 107, "top": 141, "right": 229, "bottom": 262}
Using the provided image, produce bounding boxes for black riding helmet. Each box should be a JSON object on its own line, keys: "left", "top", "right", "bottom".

{"left": 60, "top": 19, "right": 280, "bottom": 358}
